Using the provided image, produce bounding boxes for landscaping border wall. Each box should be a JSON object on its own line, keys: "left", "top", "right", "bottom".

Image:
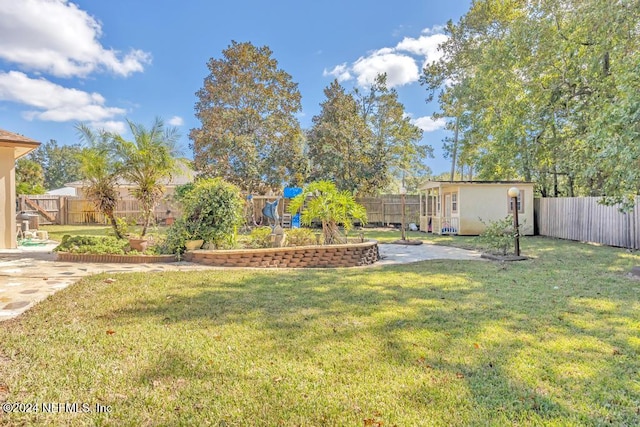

{"left": 184, "top": 241, "right": 379, "bottom": 268}
{"left": 56, "top": 253, "right": 178, "bottom": 263}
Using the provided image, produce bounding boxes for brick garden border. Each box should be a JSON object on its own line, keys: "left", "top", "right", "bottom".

{"left": 56, "top": 253, "right": 178, "bottom": 263}
{"left": 184, "top": 241, "right": 379, "bottom": 268}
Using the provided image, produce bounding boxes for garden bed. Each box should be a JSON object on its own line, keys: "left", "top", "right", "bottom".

{"left": 56, "top": 252, "right": 178, "bottom": 263}
{"left": 184, "top": 240, "right": 379, "bottom": 268}
{"left": 480, "top": 252, "right": 529, "bottom": 262}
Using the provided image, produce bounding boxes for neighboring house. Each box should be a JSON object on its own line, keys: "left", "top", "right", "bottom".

{"left": 45, "top": 187, "right": 77, "bottom": 197}
{"left": 419, "top": 181, "right": 535, "bottom": 236}
{"left": 66, "top": 162, "right": 193, "bottom": 199}
{"left": 0, "top": 129, "right": 41, "bottom": 249}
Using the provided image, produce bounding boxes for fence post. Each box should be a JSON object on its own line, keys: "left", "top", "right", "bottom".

{"left": 59, "top": 196, "right": 65, "bottom": 225}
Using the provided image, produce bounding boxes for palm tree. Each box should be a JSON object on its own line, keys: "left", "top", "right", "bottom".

{"left": 288, "top": 180, "right": 367, "bottom": 244}
{"left": 76, "top": 124, "right": 123, "bottom": 239}
{"left": 111, "top": 118, "right": 185, "bottom": 237}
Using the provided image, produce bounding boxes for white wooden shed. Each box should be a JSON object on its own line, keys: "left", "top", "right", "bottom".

{"left": 419, "top": 181, "right": 535, "bottom": 236}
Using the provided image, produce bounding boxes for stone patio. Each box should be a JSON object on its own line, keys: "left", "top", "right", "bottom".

{"left": 0, "top": 241, "right": 483, "bottom": 322}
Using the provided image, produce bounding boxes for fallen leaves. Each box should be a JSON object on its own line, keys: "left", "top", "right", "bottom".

{"left": 415, "top": 357, "right": 433, "bottom": 369}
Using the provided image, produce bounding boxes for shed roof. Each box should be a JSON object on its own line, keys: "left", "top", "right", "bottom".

{"left": 0, "top": 128, "right": 40, "bottom": 159}
{"left": 421, "top": 180, "right": 534, "bottom": 190}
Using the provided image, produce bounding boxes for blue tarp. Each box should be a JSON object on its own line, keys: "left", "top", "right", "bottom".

{"left": 283, "top": 187, "right": 303, "bottom": 198}
{"left": 291, "top": 213, "right": 301, "bottom": 229}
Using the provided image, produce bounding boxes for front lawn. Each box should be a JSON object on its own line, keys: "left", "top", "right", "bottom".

{"left": 1, "top": 237, "right": 638, "bottom": 425}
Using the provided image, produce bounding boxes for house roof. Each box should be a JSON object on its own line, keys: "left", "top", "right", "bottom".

{"left": 0, "top": 128, "right": 40, "bottom": 159}
{"left": 45, "top": 187, "right": 78, "bottom": 196}
{"left": 66, "top": 161, "right": 194, "bottom": 188}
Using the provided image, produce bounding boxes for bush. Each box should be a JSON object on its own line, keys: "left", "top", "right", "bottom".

{"left": 478, "top": 216, "right": 516, "bottom": 255}
{"left": 248, "top": 226, "right": 273, "bottom": 248}
{"left": 286, "top": 227, "right": 316, "bottom": 246}
{"left": 53, "top": 235, "right": 129, "bottom": 255}
{"left": 161, "top": 178, "right": 244, "bottom": 254}
{"left": 288, "top": 180, "right": 367, "bottom": 245}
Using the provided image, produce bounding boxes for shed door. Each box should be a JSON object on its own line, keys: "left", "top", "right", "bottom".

{"left": 445, "top": 194, "right": 452, "bottom": 217}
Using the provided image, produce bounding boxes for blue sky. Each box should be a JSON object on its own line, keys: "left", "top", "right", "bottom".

{"left": 0, "top": 0, "right": 471, "bottom": 177}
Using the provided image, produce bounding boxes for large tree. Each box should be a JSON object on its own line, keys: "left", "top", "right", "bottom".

{"left": 355, "top": 74, "right": 430, "bottom": 193}
{"left": 308, "top": 76, "right": 430, "bottom": 195}
{"left": 15, "top": 158, "right": 45, "bottom": 195}
{"left": 307, "top": 80, "right": 374, "bottom": 194}
{"left": 422, "top": 0, "right": 640, "bottom": 207}
{"left": 29, "top": 139, "right": 83, "bottom": 190}
{"left": 111, "top": 118, "right": 186, "bottom": 237}
{"left": 190, "top": 41, "right": 307, "bottom": 193}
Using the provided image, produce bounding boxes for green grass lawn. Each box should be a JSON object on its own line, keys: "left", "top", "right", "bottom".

{"left": 1, "top": 235, "right": 639, "bottom": 425}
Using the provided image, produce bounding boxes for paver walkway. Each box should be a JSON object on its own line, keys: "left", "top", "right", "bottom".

{"left": 0, "top": 241, "right": 482, "bottom": 322}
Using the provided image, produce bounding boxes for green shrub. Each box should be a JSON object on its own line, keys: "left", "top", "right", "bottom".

{"left": 53, "top": 235, "right": 129, "bottom": 255}
{"left": 249, "top": 226, "right": 273, "bottom": 248}
{"left": 288, "top": 180, "right": 367, "bottom": 245}
{"left": 286, "top": 227, "right": 316, "bottom": 246}
{"left": 478, "top": 216, "right": 516, "bottom": 255}
{"left": 161, "top": 178, "right": 244, "bottom": 254}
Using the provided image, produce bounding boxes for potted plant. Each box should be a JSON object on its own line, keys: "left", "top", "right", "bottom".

{"left": 184, "top": 239, "right": 204, "bottom": 251}
{"left": 165, "top": 209, "right": 174, "bottom": 226}
{"left": 128, "top": 235, "right": 149, "bottom": 252}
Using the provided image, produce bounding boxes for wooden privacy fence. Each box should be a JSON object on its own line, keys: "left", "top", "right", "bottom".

{"left": 19, "top": 194, "right": 419, "bottom": 227}
{"left": 18, "top": 195, "right": 179, "bottom": 226}
{"left": 356, "top": 195, "right": 420, "bottom": 225}
{"left": 535, "top": 197, "right": 640, "bottom": 250}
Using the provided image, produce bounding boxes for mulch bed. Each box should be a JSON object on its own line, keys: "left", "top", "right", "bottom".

{"left": 386, "top": 240, "right": 424, "bottom": 246}
{"left": 480, "top": 253, "right": 529, "bottom": 262}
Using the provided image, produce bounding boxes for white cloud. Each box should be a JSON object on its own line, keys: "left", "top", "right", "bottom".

{"left": 0, "top": 71, "right": 125, "bottom": 122}
{"left": 323, "top": 63, "right": 352, "bottom": 82}
{"left": 90, "top": 120, "right": 126, "bottom": 134}
{"left": 0, "top": 0, "right": 151, "bottom": 78}
{"left": 396, "top": 34, "right": 447, "bottom": 62}
{"left": 422, "top": 25, "right": 446, "bottom": 35}
{"left": 352, "top": 53, "right": 419, "bottom": 88}
{"left": 168, "top": 116, "right": 184, "bottom": 126}
{"left": 411, "top": 116, "right": 447, "bottom": 132}
{"left": 325, "top": 29, "right": 448, "bottom": 88}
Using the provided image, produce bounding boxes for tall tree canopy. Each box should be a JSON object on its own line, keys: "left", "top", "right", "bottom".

{"left": 190, "top": 41, "right": 307, "bottom": 193}
{"left": 15, "top": 158, "right": 45, "bottom": 195}
{"left": 355, "top": 74, "right": 430, "bottom": 193}
{"left": 307, "top": 80, "right": 374, "bottom": 194}
{"left": 422, "top": 0, "right": 640, "bottom": 208}
{"left": 308, "top": 76, "right": 430, "bottom": 195}
{"left": 29, "top": 139, "right": 83, "bottom": 190}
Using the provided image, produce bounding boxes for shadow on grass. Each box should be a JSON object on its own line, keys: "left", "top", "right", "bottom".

{"left": 95, "top": 248, "right": 640, "bottom": 424}
{"left": 2, "top": 235, "right": 638, "bottom": 424}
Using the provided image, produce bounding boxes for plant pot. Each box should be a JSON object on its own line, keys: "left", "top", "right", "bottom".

{"left": 185, "top": 239, "right": 204, "bottom": 251}
{"left": 165, "top": 217, "right": 174, "bottom": 226}
{"left": 128, "top": 238, "right": 149, "bottom": 252}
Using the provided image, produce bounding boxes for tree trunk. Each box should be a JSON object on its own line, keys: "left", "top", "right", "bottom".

{"left": 107, "top": 211, "right": 123, "bottom": 239}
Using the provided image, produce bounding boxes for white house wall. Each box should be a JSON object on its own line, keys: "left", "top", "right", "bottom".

{"left": 0, "top": 147, "right": 17, "bottom": 248}
{"left": 459, "top": 184, "right": 534, "bottom": 235}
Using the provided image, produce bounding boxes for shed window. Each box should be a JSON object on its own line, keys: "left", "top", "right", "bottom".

{"left": 451, "top": 192, "right": 458, "bottom": 213}
{"left": 508, "top": 190, "right": 524, "bottom": 214}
